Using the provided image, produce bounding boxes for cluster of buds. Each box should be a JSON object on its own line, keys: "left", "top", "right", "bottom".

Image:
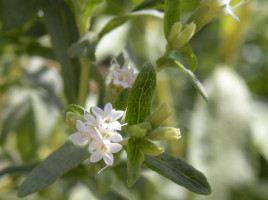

{"left": 68, "top": 103, "right": 125, "bottom": 173}
{"left": 125, "top": 102, "right": 181, "bottom": 156}
{"left": 166, "top": 22, "right": 196, "bottom": 54}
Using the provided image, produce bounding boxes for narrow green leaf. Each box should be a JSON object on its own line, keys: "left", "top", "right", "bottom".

{"left": 163, "top": 0, "right": 181, "bottom": 40}
{"left": 18, "top": 141, "right": 90, "bottom": 197}
{"left": 113, "top": 88, "right": 131, "bottom": 110}
{"left": 132, "top": 0, "right": 165, "bottom": 12}
{"left": 144, "top": 152, "right": 211, "bottom": 195}
{"left": 63, "top": 104, "right": 87, "bottom": 116}
{"left": 0, "top": 0, "right": 40, "bottom": 30}
{"left": 135, "top": 139, "right": 164, "bottom": 156}
{"left": 42, "top": 0, "right": 80, "bottom": 104}
{"left": 0, "top": 162, "right": 39, "bottom": 177}
{"left": 125, "top": 62, "right": 156, "bottom": 126}
{"left": 156, "top": 57, "right": 208, "bottom": 102}
{"left": 98, "top": 10, "right": 163, "bottom": 39}
{"left": 182, "top": 43, "right": 198, "bottom": 72}
{"left": 68, "top": 32, "right": 98, "bottom": 61}
{"left": 127, "top": 138, "right": 144, "bottom": 187}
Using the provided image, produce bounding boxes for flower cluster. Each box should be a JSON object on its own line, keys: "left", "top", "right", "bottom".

{"left": 70, "top": 103, "right": 125, "bottom": 173}
{"left": 111, "top": 59, "right": 137, "bottom": 88}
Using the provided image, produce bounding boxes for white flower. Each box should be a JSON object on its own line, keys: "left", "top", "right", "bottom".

{"left": 221, "top": 0, "right": 249, "bottom": 21}
{"left": 92, "top": 103, "right": 125, "bottom": 130}
{"left": 111, "top": 60, "right": 137, "bottom": 88}
{"left": 89, "top": 136, "right": 122, "bottom": 173}
{"left": 71, "top": 120, "right": 94, "bottom": 145}
{"left": 98, "top": 127, "right": 123, "bottom": 142}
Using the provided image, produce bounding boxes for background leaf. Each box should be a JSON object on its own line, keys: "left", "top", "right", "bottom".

{"left": 163, "top": 0, "right": 181, "bottom": 40}
{"left": 18, "top": 141, "right": 90, "bottom": 197}
{"left": 42, "top": 0, "right": 81, "bottom": 104}
{"left": 125, "top": 62, "right": 156, "bottom": 126}
{"left": 144, "top": 152, "right": 211, "bottom": 195}
{"left": 0, "top": 0, "right": 40, "bottom": 30}
{"left": 98, "top": 10, "right": 164, "bottom": 38}
{"left": 156, "top": 57, "right": 208, "bottom": 102}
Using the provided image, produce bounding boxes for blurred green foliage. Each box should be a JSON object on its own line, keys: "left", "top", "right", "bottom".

{"left": 0, "top": 0, "right": 268, "bottom": 200}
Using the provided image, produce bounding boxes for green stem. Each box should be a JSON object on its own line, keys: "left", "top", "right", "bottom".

{"left": 78, "top": 58, "right": 90, "bottom": 106}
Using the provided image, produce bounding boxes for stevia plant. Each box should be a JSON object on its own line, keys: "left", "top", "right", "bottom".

{"left": 0, "top": 0, "right": 251, "bottom": 199}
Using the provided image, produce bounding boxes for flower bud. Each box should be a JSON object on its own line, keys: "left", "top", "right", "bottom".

{"left": 135, "top": 139, "right": 164, "bottom": 156}
{"left": 126, "top": 125, "right": 147, "bottom": 138}
{"left": 172, "top": 22, "right": 196, "bottom": 50}
{"left": 66, "top": 112, "right": 84, "bottom": 131}
{"left": 147, "top": 102, "right": 172, "bottom": 128}
{"left": 167, "top": 22, "right": 182, "bottom": 43}
{"left": 147, "top": 127, "right": 181, "bottom": 140}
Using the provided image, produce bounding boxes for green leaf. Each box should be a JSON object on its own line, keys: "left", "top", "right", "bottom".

{"left": 0, "top": 162, "right": 39, "bottom": 177}
{"left": 132, "top": 0, "right": 165, "bottom": 12}
{"left": 163, "top": 0, "right": 181, "bottom": 40}
{"left": 63, "top": 104, "right": 87, "bottom": 116}
{"left": 68, "top": 32, "right": 98, "bottom": 61}
{"left": 135, "top": 139, "right": 164, "bottom": 156}
{"left": 113, "top": 88, "right": 131, "bottom": 111}
{"left": 182, "top": 43, "right": 198, "bottom": 72}
{"left": 18, "top": 141, "right": 90, "bottom": 197}
{"left": 42, "top": 0, "right": 80, "bottom": 104}
{"left": 156, "top": 57, "right": 208, "bottom": 102}
{"left": 0, "top": 0, "right": 40, "bottom": 30}
{"left": 144, "top": 152, "right": 211, "bottom": 195}
{"left": 127, "top": 138, "right": 144, "bottom": 187}
{"left": 98, "top": 10, "right": 163, "bottom": 38}
{"left": 125, "top": 62, "right": 156, "bottom": 126}
{"left": 97, "top": 171, "right": 117, "bottom": 195}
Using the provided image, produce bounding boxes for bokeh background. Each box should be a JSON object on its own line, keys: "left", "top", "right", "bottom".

{"left": 0, "top": 0, "right": 268, "bottom": 200}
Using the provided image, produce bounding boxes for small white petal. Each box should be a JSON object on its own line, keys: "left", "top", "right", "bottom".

{"left": 103, "top": 153, "right": 114, "bottom": 165}
{"left": 84, "top": 113, "right": 95, "bottom": 123}
{"left": 71, "top": 132, "right": 84, "bottom": 145}
{"left": 76, "top": 120, "right": 84, "bottom": 132}
{"left": 92, "top": 107, "right": 104, "bottom": 118}
{"left": 104, "top": 103, "right": 113, "bottom": 115}
{"left": 111, "top": 132, "right": 123, "bottom": 142}
{"left": 109, "top": 143, "right": 122, "bottom": 153}
{"left": 90, "top": 152, "right": 103, "bottom": 163}
{"left": 111, "top": 110, "right": 124, "bottom": 120}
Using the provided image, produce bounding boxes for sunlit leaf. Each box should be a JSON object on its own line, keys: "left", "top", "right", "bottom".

{"left": 182, "top": 43, "right": 198, "bottom": 72}
{"left": 163, "top": 0, "right": 181, "bottom": 40}
{"left": 63, "top": 104, "right": 87, "bottom": 116}
{"left": 127, "top": 138, "right": 144, "bottom": 187}
{"left": 156, "top": 57, "right": 208, "bottom": 102}
{"left": 99, "top": 10, "right": 163, "bottom": 38}
{"left": 18, "top": 141, "right": 90, "bottom": 197}
{"left": 144, "top": 152, "right": 211, "bottom": 195}
{"left": 125, "top": 62, "right": 156, "bottom": 126}
{"left": 132, "top": 0, "right": 165, "bottom": 12}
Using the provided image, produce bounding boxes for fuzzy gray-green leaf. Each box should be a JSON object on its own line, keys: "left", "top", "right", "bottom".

{"left": 18, "top": 141, "right": 90, "bottom": 197}
{"left": 125, "top": 62, "right": 156, "bottom": 126}
{"left": 144, "top": 152, "right": 211, "bottom": 195}
{"left": 156, "top": 57, "right": 208, "bottom": 102}
{"left": 127, "top": 138, "right": 144, "bottom": 187}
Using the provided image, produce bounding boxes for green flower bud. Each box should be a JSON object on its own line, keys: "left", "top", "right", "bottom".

{"left": 167, "top": 22, "right": 182, "bottom": 43}
{"left": 126, "top": 125, "right": 147, "bottom": 138}
{"left": 172, "top": 22, "right": 196, "bottom": 50}
{"left": 147, "top": 127, "right": 181, "bottom": 140}
{"left": 136, "top": 139, "right": 164, "bottom": 156}
{"left": 66, "top": 112, "right": 84, "bottom": 131}
{"left": 147, "top": 102, "right": 172, "bottom": 128}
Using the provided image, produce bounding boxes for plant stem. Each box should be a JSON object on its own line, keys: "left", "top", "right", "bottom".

{"left": 78, "top": 57, "right": 90, "bottom": 106}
